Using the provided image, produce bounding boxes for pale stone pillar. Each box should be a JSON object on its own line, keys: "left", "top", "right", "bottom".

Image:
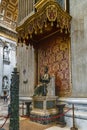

{"left": 25, "top": 0, "right": 27, "bottom": 18}
{"left": 27, "top": 0, "right": 29, "bottom": 15}
{"left": 17, "top": 44, "right": 23, "bottom": 96}
{"left": 29, "top": 0, "right": 33, "bottom": 13}
{"left": 18, "top": 0, "right": 35, "bottom": 23}
{"left": 16, "top": 44, "right": 20, "bottom": 72}
{"left": 22, "top": 0, "right": 24, "bottom": 19}
{"left": 22, "top": 44, "right": 26, "bottom": 95}
{"left": 23, "top": 0, "right": 26, "bottom": 18}
{"left": 20, "top": 45, "right": 24, "bottom": 96}
{"left": 70, "top": 0, "right": 87, "bottom": 97}
{"left": 17, "top": 43, "right": 36, "bottom": 97}
{"left": 28, "top": 45, "right": 35, "bottom": 96}
{"left": 31, "top": 45, "right": 36, "bottom": 95}
{"left": 18, "top": 0, "right": 22, "bottom": 22}
{"left": 0, "top": 43, "right": 3, "bottom": 96}
{"left": 26, "top": 46, "right": 29, "bottom": 96}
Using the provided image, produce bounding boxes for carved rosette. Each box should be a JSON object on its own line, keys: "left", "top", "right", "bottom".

{"left": 46, "top": 5, "right": 57, "bottom": 26}
{"left": 16, "top": 1, "right": 71, "bottom": 45}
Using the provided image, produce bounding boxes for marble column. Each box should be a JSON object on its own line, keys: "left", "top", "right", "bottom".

{"left": 0, "top": 43, "right": 3, "bottom": 96}
{"left": 18, "top": 0, "right": 22, "bottom": 22}
{"left": 18, "top": 0, "right": 34, "bottom": 23}
{"left": 29, "top": 0, "right": 33, "bottom": 14}
{"left": 25, "top": 2, "right": 28, "bottom": 16}
{"left": 70, "top": 0, "right": 87, "bottom": 97}
{"left": 17, "top": 44, "right": 23, "bottom": 96}
{"left": 31, "top": 45, "right": 36, "bottom": 95}
{"left": 22, "top": 44, "right": 26, "bottom": 95}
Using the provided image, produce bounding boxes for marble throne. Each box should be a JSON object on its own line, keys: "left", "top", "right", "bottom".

{"left": 47, "top": 76, "right": 55, "bottom": 96}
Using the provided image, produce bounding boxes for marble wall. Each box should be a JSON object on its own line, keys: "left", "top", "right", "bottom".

{"left": 17, "top": 44, "right": 36, "bottom": 97}
{"left": 70, "top": 0, "right": 87, "bottom": 97}
{"left": 0, "top": 42, "right": 3, "bottom": 96}
{"left": 0, "top": 37, "right": 16, "bottom": 96}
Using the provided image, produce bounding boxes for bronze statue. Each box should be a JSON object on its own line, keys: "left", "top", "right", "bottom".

{"left": 33, "top": 66, "right": 50, "bottom": 96}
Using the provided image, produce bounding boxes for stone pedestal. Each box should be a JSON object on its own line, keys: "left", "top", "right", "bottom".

{"left": 25, "top": 102, "right": 32, "bottom": 116}
{"left": 30, "top": 96, "right": 58, "bottom": 124}
{"left": 56, "top": 104, "right": 66, "bottom": 127}
{"left": 19, "top": 96, "right": 32, "bottom": 116}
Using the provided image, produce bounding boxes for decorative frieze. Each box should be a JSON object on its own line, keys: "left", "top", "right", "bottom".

{"left": 0, "top": 26, "right": 17, "bottom": 40}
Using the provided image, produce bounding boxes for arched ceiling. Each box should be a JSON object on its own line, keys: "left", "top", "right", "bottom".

{"left": 0, "top": 0, "right": 18, "bottom": 30}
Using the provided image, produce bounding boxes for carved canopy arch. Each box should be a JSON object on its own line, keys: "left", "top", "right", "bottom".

{"left": 16, "top": 0, "right": 71, "bottom": 45}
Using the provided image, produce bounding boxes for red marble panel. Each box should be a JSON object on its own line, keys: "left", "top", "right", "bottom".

{"left": 38, "top": 34, "right": 71, "bottom": 96}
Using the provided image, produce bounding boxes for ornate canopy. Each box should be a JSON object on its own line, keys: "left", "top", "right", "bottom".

{"left": 16, "top": 0, "right": 71, "bottom": 45}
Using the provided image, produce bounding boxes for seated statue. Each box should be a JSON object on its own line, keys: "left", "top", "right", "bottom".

{"left": 33, "top": 66, "right": 50, "bottom": 96}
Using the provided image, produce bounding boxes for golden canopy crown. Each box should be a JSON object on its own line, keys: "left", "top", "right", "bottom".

{"left": 16, "top": 0, "right": 71, "bottom": 44}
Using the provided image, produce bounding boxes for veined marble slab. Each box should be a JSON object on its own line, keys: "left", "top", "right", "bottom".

{"left": 59, "top": 98, "right": 87, "bottom": 104}
{"left": 19, "top": 96, "right": 32, "bottom": 102}
{"left": 58, "top": 98, "right": 87, "bottom": 130}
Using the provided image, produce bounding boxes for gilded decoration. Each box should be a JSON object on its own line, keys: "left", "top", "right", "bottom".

{"left": 16, "top": 0, "right": 72, "bottom": 97}
{"left": 16, "top": 0, "right": 71, "bottom": 44}
{"left": 46, "top": 5, "right": 57, "bottom": 26}
{"left": 0, "top": 0, "right": 18, "bottom": 30}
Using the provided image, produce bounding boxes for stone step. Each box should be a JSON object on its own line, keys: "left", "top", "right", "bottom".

{"left": 0, "top": 117, "right": 4, "bottom": 121}
{"left": 0, "top": 116, "right": 9, "bottom": 126}
{"left": 44, "top": 126, "right": 74, "bottom": 130}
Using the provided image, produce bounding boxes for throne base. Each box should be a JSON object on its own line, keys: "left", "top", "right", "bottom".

{"left": 30, "top": 96, "right": 58, "bottom": 124}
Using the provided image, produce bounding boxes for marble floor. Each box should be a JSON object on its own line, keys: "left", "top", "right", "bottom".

{"left": 45, "top": 126, "right": 70, "bottom": 130}
{"left": 0, "top": 98, "right": 71, "bottom": 130}
{"left": 0, "top": 99, "right": 9, "bottom": 126}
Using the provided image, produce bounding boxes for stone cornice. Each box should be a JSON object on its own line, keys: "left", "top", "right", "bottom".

{"left": 0, "top": 25, "right": 17, "bottom": 41}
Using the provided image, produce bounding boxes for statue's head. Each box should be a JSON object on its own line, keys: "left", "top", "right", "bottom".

{"left": 44, "top": 66, "right": 48, "bottom": 73}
